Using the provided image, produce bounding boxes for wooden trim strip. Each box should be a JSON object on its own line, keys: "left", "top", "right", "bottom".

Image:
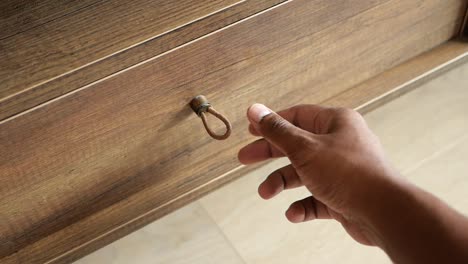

{"left": 356, "top": 45, "right": 468, "bottom": 114}
{"left": 322, "top": 41, "right": 468, "bottom": 113}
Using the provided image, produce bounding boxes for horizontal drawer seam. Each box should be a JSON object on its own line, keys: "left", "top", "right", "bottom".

{"left": 0, "top": 0, "right": 394, "bottom": 123}
{"left": 0, "top": 0, "right": 246, "bottom": 102}
{"left": 0, "top": 0, "right": 274, "bottom": 121}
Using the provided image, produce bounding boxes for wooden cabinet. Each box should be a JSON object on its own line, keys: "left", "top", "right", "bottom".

{"left": 1, "top": 0, "right": 467, "bottom": 263}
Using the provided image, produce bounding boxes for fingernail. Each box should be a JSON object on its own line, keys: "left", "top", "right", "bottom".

{"left": 248, "top": 103, "right": 272, "bottom": 123}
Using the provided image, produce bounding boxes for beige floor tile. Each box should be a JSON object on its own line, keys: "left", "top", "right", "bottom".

{"left": 74, "top": 202, "right": 244, "bottom": 264}
{"left": 200, "top": 158, "right": 389, "bottom": 264}
{"left": 364, "top": 61, "right": 468, "bottom": 172}
{"left": 406, "top": 135, "right": 468, "bottom": 216}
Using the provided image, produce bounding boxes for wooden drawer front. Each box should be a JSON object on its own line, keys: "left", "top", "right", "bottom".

{"left": 0, "top": 0, "right": 287, "bottom": 120}
{"left": 0, "top": 0, "right": 465, "bottom": 262}
{"left": 1, "top": 0, "right": 239, "bottom": 97}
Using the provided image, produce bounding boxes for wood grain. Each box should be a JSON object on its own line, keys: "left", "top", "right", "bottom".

{"left": 324, "top": 41, "right": 468, "bottom": 113}
{"left": 0, "top": 0, "right": 241, "bottom": 98}
{"left": 0, "top": 0, "right": 103, "bottom": 40}
{"left": 0, "top": 0, "right": 289, "bottom": 121}
{"left": 0, "top": 0, "right": 466, "bottom": 263}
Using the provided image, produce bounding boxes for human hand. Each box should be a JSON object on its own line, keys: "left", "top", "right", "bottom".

{"left": 238, "top": 104, "right": 402, "bottom": 246}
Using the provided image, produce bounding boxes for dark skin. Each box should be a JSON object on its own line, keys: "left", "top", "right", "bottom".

{"left": 238, "top": 103, "right": 468, "bottom": 264}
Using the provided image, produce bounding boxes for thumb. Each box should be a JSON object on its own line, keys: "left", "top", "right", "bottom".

{"left": 248, "top": 104, "right": 311, "bottom": 156}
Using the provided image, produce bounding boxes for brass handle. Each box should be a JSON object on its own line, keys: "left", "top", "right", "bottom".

{"left": 190, "top": 95, "right": 232, "bottom": 140}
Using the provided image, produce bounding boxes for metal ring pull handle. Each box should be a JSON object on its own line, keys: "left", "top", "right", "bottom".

{"left": 190, "top": 95, "right": 232, "bottom": 140}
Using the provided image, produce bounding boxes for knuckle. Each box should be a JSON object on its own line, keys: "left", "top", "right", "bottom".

{"left": 269, "top": 116, "right": 289, "bottom": 131}
{"left": 272, "top": 169, "right": 287, "bottom": 188}
{"left": 329, "top": 107, "right": 365, "bottom": 128}
{"left": 288, "top": 134, "right": 320, "bottom": 168}
{"left": 291, "top": 104, "right": 308, "bottom": 112}
{"left": 289, "top": 152, "right": 311, "bottom": 172}
{"left": 261, "top": 115, "right": 292, "bottom": 135}
{"left": 334, "top": 107, "right": 360, "bottom": 118}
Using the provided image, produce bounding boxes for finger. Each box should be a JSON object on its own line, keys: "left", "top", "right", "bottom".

{"left": 247, "top": 104, "right": 316, "bottom": 156}
{"left": 258, "top": 164, "right": 302, "bottom": 199}
{"left": 248, "top": 124, "right": 261, "bottom": 136}
{"left": 285, "top": 196, "right": 332, "bottom": 223}
{"left": 238, "top": 138, "right": 284, "bottom": 164}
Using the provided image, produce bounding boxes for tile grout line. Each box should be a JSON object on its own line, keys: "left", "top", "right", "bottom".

{"left": 402, "top": 133, "right": 468, "bottom": 176}
{"left": 199, "top": 202, "right": 250, "bottom": 264}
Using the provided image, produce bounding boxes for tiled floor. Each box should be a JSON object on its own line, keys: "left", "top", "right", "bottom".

{"left": 75, "top": 203, "right": 244, "bottom": 264}
{"left": 76, "top": 61, "right": 468, "bottom": 264}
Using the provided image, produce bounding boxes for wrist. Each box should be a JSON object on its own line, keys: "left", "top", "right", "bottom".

{"left": 358, "top": 174, "right": 411, "bottom": 247}
{"left": 354, "top": 169, "right": 468, "bottom": 263}
{"left": 348, "top": 167, "right": 413, "bottom": 248}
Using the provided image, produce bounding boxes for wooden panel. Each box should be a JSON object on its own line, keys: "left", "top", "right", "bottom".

{"left": 324, "top": 41, "right": 468, "bottom": 113}
{"left": 0, "top": 0, "right": 287, "bottom": 121}
{"left": 0, "top": 0, "right": 102, "bottom": 39}
{"left": 0, "top": 0, "right": 466, "bottom": 263}
{"left": 0, "top": 0, "right": 242, "bottom": 99}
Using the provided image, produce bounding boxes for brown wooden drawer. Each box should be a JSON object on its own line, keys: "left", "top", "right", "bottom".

{"left": 1, "top": 0, "right": 467, "bottom": 263}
